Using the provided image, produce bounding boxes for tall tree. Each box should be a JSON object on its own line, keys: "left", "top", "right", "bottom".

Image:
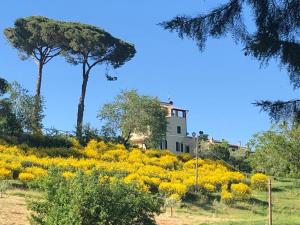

{"left": 61, "top": 22, "right": 136, "bottom": 139}
{"left": 248, "top": 124, "right": 300, "bottom": 177}
{"left": 4, "top": 16, "right": 64, "bottom": 132}
{"left": 201, "top": 140, "right": 231, "bottom": 162}
{"left": 98, "top": 90, "right": 168, "bottom": 148}
{"left": 160, "top": 0, "right": 300, "bottom": 122}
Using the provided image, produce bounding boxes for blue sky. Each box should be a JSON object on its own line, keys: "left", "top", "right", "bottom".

{"left": 1, "top": 1, "right": 299, "bottom": 145}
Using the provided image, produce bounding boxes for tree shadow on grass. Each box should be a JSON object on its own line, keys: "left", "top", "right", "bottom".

{"left": 192, "top": 201, "right": 215, "bottom": 211}
{"left": 272, "top": 187, "right": 284, "bottom": 192}
{"left": 230, "top": 205, "right": 249, "bottom": 210}
{"left": 248, "top": 198, "right": 268, "bottom": 206}
{"left": 182, "top": 192, "right": 218, "bottom": 211}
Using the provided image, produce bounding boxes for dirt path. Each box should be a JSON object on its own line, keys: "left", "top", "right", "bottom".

{"left": 0, "top": 195, "right": 29, "bottom": 225}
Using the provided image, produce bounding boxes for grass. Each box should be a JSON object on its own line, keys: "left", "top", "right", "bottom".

{"left": 157, "top": 178, "right": 300, "bottom": 225}
{"left": 0, "top": 178, "right": 299, "bottom": 225}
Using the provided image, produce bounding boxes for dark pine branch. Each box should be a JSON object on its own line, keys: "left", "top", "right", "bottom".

{"left": 159, "top": 0, "right": 244, "bottom": 50}
{"left": 254, "top": 99, "right": 300, "bottom": 122}
{"left": 160, "top": 0, "right": 300, "bottom": 123}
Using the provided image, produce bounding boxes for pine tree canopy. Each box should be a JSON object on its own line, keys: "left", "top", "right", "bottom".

{"left": 4, "top": 16, "right": 64, "bottom": 65}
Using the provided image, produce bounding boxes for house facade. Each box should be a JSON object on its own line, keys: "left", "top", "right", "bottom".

{"left": 130, "top": 101, "right": 196, "bottom": 154}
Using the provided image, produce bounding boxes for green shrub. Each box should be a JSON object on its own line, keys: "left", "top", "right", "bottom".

{"left": 1, "top": 133, "right": 74, "bottom": 148}
{"left": 30, "top": 168, "right": 163, "bottom": 225}
{"left": 31, "top": 147, "right": 83, "bottom": 158}
{"left": 19, "top": 134, "right": 73, "bottom": 148}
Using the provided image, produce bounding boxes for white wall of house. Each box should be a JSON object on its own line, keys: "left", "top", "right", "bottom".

{"left": 159, "top": 102, "right": 196, "bottom": 154}
{"left": 130, "top": 101, "right": 196, "bottom": 154}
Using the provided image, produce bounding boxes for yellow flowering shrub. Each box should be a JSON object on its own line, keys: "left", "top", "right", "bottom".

{"left": 159, "top": 155, "right": 179, "bottom": 169}
{"left": 127, "top": 149, "right": 145, "bottom": 164}
{"left": 221, "top": 190, "right": 234, "bottom": 205}
{"left": 231, "top": 183, "right": 251, "bottom": 200}
{"left": 159, "top": 182, "right": 188, "bottom": 197}
{"left": 124, "top": 173, "right": 149, "bottom": 192}
{"left": 177, "top": 153, "right": 193, "bottom": 162}
{"left": 251, "top": 173, "right": 268, "bottom": 191}
{"left": 126, "top": 174, "right": 162, "bottom": 189}
{"left": 204, "top": 183, "right": 216, "bottom": 192}
{"left": 144, "top": 149, "right": 162, "bottom": 158}
{"left": 101, "top": 150, "right": 128, "bottom": 162}
{"left": 169, "top": 193, "right": 181, "bottom": 201}
{"left": 24, "top": 167, "right": 47, "bottom": 177}
{"left": 62, "top": 171, "right": 76, "bottom": 179}
{"left": 137, "top": 165, "right": 167, "bottom": 179}
{"left": 0, "top": 161, "right": 21, "bottom": 171}
{"left": 83, "top": 140, "right": 108, "bottom": 158}
{"left": 0, "top": 140, "right": 253, "bottom": 203}
{"left": 0, "top": 145, "right": 22, "bottom": 155}
{"left": 0, "top": 168, "right": 12, "bottom": 180}
{"left": 69, "top": 137, "right": 81, "bottom": 148}
{"left": 19, "top": 172, "right": 35, "bottom": 182}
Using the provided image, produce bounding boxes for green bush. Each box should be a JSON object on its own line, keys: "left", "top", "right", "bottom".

{"left": 1, "top": 133, "right": 74, "bottom": 148}
{"left": 19, "top": 134, "right": 74, "bottom": 148}
{"left": 30, "top": 168, "right": 163, "bottom": 225}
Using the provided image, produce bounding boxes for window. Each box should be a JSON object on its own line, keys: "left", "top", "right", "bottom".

{"left": 161, "top": 140, "right": 168, "bottom": 149}
{"left": 176, "top": 142, "right": 180, "bottom": 152}
{"left": 181, "top": 143, "right": 184, "bottom": 152}
{"left": 185, "top": 145, "right": 190, "bottom": 153}
{"left": 177, "top": 126, "right": 181, "bottom": 134}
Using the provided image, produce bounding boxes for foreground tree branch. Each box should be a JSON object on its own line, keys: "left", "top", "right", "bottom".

{"left": 161, "top": 0, "right": 300, "bottom": 122}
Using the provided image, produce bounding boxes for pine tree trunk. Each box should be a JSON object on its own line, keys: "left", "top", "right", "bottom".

{"left": 35, "top": 61, "right": 43, "bottom": 98}
{"left": 76, "top": 63, "right": 89, "bottom": 140}
{"left": 33, "top": 61, "right": 43, "bottom": 134}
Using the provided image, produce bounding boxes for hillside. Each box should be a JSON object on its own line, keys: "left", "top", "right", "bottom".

{"left": 1, "top": 140, "right": 299, "bottom": 224}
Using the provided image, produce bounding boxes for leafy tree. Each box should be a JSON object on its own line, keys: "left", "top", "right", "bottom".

{"left": 8, "top": 82, "right": 44, "bottom": 134}
{"left": 248, "top": 124, "right": 300, "bottom": 177}
{"left": 160, "top": 0, "right": 300, "bottom": 122}
{"left": 229, "top": 147, "right": 252, "bottom": 173}
{"left": 0, "top": 78, "right": 22, "bottom": 136}
{"left": 60, "top": 22, "right": 136, "bottom": 140}
{"left": 98, "top": 90, "right": 167, "bottom": 148}
{"left": 197, "top": 133, "right": 251, "bottom": 172}
{"left": 30, "top": 168, "right": 163, "bottom": 225}
{"left": 201, "top": 140, "right": 231, "bottom": 162}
